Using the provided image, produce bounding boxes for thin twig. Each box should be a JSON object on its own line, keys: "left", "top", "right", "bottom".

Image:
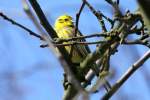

{"left": 105, "top": 0, "right": 122, "bottom": 18}
{"left": 102, "top": 50, "right": 150, "bottom": 100}
{"left": 40, "top": 40, "right": 107, "bottom": 48}
{"left": 55, "top": 40, "right": 107, "bottom": 46}
{"left": 53, "top": 32, "right": 110, "bottom": 43}
{"left": 22, "top": 0, "right": 45, "bottom": 35}
{"left": 123, "top": 39, "right": 150, "bottom": 48}
{"left": 75, "top": 1, "right": 86, "bottom": 36}
{"left": 83, "top": 0, "right": 107, "bottom": 32}
{"left": 100, "top": 12, "right": 114, "bottom": 27}
{"left": 58, "top": 40, "right": 107, "bottom": 46}
{"left": 40, "top": 32, "right": 115, "bottom": 48}
{"left": 0, "top": 12, "right": 44, "bottom": 40}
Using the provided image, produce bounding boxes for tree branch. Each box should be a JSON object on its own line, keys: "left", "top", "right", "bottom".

{"left": 0, "top": 12, "right": 44, "bottom": 40}
{"left": 102, "top": 50, "right": 150, "bottom": 100}
{"left": 83, "top": 0, "right": 107, "bottom": 32}
{"left": 123, "top": 39, "right": 150, "bottom": 48}
{"left": 22, "top": 0, "right": 45, "bottom": 35}
{"left": 75, "top": 1, "right": 85, "bottom": 36}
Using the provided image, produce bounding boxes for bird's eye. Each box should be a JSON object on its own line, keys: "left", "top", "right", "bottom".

{"left": 64, "top": 18, "right": 69, "bottom": 21}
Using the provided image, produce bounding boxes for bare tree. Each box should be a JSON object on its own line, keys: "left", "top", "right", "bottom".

{"left": 0, "top": 0, "right": 150, "bottom": 100}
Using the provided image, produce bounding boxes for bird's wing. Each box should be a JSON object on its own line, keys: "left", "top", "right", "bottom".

{"left": 77, "top": 30, "right": 91, "bottom": 53}
{"left": 62, "top": 27, "right": 90, "bottom": 58}
{"left": 72, "top": 29, "right": 91, "bottom": 58}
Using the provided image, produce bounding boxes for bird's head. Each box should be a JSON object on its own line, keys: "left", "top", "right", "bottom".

{"left": 54, "top": 14, "right": 74, "bottom": 30}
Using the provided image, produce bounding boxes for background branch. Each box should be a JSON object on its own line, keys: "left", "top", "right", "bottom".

{"left": 75, "top": 1, "right": 85, "bottom": 36}
{"left": 0, "top": 12, "right": 44, "bottom": 40}
{"left": 102, "top": 50, "right": 150, "bottom": 100}
{"left": 22, "top": 0, "right": 45, "bottom": 35}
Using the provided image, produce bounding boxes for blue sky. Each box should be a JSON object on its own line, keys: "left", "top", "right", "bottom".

{"left": 0, "top": 0, "right": 150, "bottom": 100}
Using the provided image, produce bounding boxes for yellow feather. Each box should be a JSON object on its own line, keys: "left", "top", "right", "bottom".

{"left": 54, "top": 15, "right": 90, "bottom": 63}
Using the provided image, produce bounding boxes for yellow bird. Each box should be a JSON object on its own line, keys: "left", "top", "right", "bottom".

{"left": 54, "top": 15, "right": 90, "bottom": 64}
{"left": 54, "top": 15, "right": 111, "bottom": 94}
